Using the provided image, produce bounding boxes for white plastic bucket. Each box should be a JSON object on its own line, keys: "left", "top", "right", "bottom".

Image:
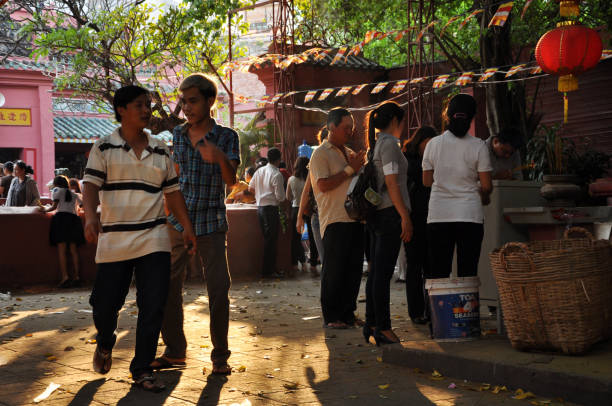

{"left": 425, "top": 277, "right": 481, "bottom": 342}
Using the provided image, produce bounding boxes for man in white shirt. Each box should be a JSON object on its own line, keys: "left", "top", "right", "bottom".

{"left": 249, "top": 147, "right": 286, "bottom": 278}
{"left": 309, "top": 108, "right": 366, "bottom": 329}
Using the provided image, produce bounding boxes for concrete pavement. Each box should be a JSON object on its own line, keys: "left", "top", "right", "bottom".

{"left": 0, "top": 274, "right": 580, "bottom": 405}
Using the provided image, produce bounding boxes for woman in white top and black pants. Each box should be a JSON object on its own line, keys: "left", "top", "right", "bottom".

{"left": 422, "top": 93, "right": 493, "bottom": 279}
{"left": 364, "top": 102, "right": 413, "bottom": 346}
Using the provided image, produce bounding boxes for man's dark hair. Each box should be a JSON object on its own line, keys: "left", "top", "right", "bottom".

{"left": 267, "top": 147, "right": 282, "bottom": 163}
{"left": 113, "top": 85, "right": 149, "bottom": 122}
{"left": 255, "top": 157, "right": 268, "bottom": 169}
{"left": 327, "top": 107, "right": 352, "bottom": 128}
{"left": 3, "top": 161, "right": 14, "bottom": 173}
{"left": 278, "top": 161, "right": 287, "bottom": 169}
{"left": 496, "top": 128, "right": 522, "bottom": 150}
{"left": 246, "top": 166, "right": 256, "bottom": 178}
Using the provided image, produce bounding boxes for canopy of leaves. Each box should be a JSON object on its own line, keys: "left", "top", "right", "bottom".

{"left": 294, "top": 0, "right": 611, "bottom": 69}
{"left": 6, "top": 0, "right": 254, "bottom": 131}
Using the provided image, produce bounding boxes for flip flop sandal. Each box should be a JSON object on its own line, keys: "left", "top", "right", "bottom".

{"left": 212, "top": 363, "right": 232, "bottom": 375}
{"left": 133, "top": 374, "right": 166, "bottom": 393}
{"left": 151, "top": 356, "right": 186, "bottom": 370}
{"left": 92, "top": 346, "right": 112, "bottom": 374}
{"left": 325, "top": 322, "right": 349, "bottom": 329}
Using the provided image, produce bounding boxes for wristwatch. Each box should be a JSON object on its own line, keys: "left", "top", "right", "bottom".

{"left": 343, "top": 165, "right": 355, "bottom": 176}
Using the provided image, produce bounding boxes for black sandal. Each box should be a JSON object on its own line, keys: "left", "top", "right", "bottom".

{"left": 151, "top": 356, "right": 186, "bottom": 370}
{"left": 212, "top": 362, "right": 232, "bottom": 375}
{"left": 133, "top": 374, "right": 166, "bottom": 393}
{"left": 92, "top": 345, "right": 112, "bottom": 374}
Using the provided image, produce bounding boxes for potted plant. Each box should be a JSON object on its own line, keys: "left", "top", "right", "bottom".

{"left": 526, "top": 125, "right": 582, "bottom": 206}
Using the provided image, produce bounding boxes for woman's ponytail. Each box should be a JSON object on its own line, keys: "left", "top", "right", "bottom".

{"left": 444, "top": 93, "right": 477, "bottom": 138}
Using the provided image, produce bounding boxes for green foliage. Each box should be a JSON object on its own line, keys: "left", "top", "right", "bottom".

{"left": 527, "top": 126, "right": 611, "bottom": 182}
{"left": 237, "top": 115, "right": 274, "bottom": 174}
{"left": 14, "top": 0, "right": 255, "bottom": 130}
{"left": 526, "top": 124, "right": 572, "bottom": 180}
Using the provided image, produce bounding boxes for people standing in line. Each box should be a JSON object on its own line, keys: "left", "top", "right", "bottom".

{"left": 5, "top": 160, "right": 40, "bottom": 207}
{"left": 287, "top": 156, "right": 309, "bottom": 273}
{"left": 309, "top": 108, "right": 366, "bottom": 329}
{"left": 249, "top": 147, "right": 286, "bottom": 278}
{"left": 363, "top": 102, "right": 413, "bottom": 346}
{"left": 82, "top": 85, "right": 196, "bottom": 392}
{"left": 403, "top": 126, "right": 437, "bottom": 324}
{"left": 153, "top": 73, "right": 239, "bottom": 376}
{"left": 486, "top": 128, "right": 523, "bottom": 180}
{"left": 296, "top": 127, "right": 328, "bottom": 270}
{"left": 0, "top": 161, "right": 14, "bottom": 198}
{"left": 422, "top": 94, "right": 493, "bottom": 280}
{"left": 40, "top": 175, "right": 85, "bottom": 288}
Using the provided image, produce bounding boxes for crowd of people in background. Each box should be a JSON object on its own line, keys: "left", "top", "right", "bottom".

{"left": 1, "top": 81, "right": 529, "bottom": 392}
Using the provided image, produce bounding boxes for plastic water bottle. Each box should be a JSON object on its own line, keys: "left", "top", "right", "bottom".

{"left": 298, "top": 140, "right": 313, "bottom": 159}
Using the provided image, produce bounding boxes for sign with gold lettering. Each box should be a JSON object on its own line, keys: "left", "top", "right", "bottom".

{"left": 0, "top": 108, "right": 32, "bottom": 126}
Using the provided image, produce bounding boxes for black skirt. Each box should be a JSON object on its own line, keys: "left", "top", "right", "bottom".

{"left": 49, "top": 212, "right": 85, "bottom": 246}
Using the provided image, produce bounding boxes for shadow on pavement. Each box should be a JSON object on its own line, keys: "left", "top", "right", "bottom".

{"left": 66, "top": 378, "right": 105, "bottom": 406}
{"left": 196, "top": 374, "right": 228, "bottom": 405}
{"left": 115, "top": 369, "right": 183, "bottom": 406}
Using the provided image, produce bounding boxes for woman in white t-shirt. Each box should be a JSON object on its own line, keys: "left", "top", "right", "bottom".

{"left": 422, "top": 93, "right": 493, "bottom": 279}
{"left": 286, "top": 156, "right": 309, "bottom": 272}
{"left": 40, "top": 175, "right": 85, "bottom": 288}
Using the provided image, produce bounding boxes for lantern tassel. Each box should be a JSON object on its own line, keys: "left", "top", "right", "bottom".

{"left": 558, "top": 74, "right": 578, "bottom": 92}
{"left": 559, "top": 1, "right": 580, "bottom": 18}
{"left": 564, "top": 92, "right": 568, "bottom": 124}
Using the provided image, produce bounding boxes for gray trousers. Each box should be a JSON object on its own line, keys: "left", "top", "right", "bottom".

{"left": 160, "top": 225, "right": 231, "bottom": 364}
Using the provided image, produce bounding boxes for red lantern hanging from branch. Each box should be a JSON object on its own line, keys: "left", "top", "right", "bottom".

{"left": 535, "top": 22, "right": 602, "bottom": 122}
{"left": 555, "top": 0, "right": 581, "bottom": 18}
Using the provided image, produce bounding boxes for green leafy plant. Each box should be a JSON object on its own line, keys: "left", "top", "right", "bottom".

{"left": 568, "top": 140, "right": 612, "bottom": 183}
{"left": 526, "top": 124, "right": 574, "bottom": 180}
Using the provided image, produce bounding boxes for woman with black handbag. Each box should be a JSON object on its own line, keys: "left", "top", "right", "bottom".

{"left": 363, "top": 101, "right": 413, "bottom": 346}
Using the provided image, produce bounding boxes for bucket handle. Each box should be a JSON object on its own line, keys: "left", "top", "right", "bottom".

{"left": 499, "top": 242, "right": 536, "bottom": 272}
{"left": 563, "top": 226, "right": 594, "bottom": 240}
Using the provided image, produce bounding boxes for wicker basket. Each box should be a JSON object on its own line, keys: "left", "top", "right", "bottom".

{"left": 490, "top": 227, "right": 612, "bottom": 354}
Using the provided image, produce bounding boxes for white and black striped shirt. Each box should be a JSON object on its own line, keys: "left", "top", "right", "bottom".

{"left": 83, "top": 128, "right": 179, "bottom": 263}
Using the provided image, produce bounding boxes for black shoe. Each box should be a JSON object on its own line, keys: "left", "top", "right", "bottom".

{"left": 362, "top": 325, "right": 374, "bottom": 344}
{"left": 411, "top": 316, "right": 429, "bottom": 325}
{"left": 262, "top": 272, "right": 284, "bottom": 279}
{"left": 373, "top": 329, "right": 400, "bottom": 346}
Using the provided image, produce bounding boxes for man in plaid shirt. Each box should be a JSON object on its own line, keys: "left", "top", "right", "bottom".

{"left": 152, "top": 74, "right": 239, "bottom": 375}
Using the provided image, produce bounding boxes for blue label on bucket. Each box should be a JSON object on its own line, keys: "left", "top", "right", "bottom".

{"left": 429, "top": 292, "right": 480, "bottom": 340}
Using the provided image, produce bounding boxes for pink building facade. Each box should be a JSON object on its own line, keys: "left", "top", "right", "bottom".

{"left": 0, "top": 61, "right": 55, "bottom": 193}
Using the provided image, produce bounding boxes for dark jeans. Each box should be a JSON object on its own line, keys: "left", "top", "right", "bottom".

{"left": 321, "top": 222, "right": 364, "bottom": 324}
{"left": 257, "top": 205, "right": 280, "bottom": 275}
{"left": 427, "top": 222, "right": 484, "bottom": 279}
{"left": 404, "top": 215, "right": 428, "bottom": 320}
{"left": 290, "top": 207, "right": 306, "bottom": 266}
{"left": 366, "top": 207, "right": 402, "bottom": 330}
{"left": 160, "top": 226, "right": 231, "bottom": 364}
{"left": 89, "top": 252, "right": 170, "bottom": 377}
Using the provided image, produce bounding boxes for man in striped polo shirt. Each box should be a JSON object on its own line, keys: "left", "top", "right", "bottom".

{"left": 82, "top": 85, "right": 196, "bottom": 392}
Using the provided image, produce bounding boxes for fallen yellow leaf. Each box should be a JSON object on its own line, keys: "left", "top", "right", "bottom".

{"left": 432, "top": 370, "right": 443, "bottom": 378}
{"left": 492, "top": 385, "right": 508, "bottom": 394}
{"left": 479, "top": 383, "right": 491, "bottom": 391}
{"left": 86, "top": 339, "right": 96, "bottom": 344}
{"left": 513, "top": 389, "right": 536, "bottom": 400}
{"left": 25, "top": 333, "right": 33, "bottom": 337}
{"left": 46, "top": 356, "right": 57, "bottom": 361}
{"left": 200, "top": 344, "right": 209, "bottom": 348}
{"left": 378, "top": 384, "right": 390, "bottom": 390}
{"left": 283, "top": 382, "right": 299, "bottom": 390}
{"left": 237, "top": 365, "right": 247, "bottom": 372}
{"left": 202, "top": 367, "right": 207, "bottom": 374}
{"left": 376, "top": 356, "right": 383, "bottom": 362}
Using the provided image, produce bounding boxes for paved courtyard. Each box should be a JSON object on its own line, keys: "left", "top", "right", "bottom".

{"left": 0, "top": 274, "right": 572, "bottom": 405}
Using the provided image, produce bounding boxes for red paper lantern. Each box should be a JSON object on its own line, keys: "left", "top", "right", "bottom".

{"left": 535, "top": 22, "right": 602, "bottom": 122}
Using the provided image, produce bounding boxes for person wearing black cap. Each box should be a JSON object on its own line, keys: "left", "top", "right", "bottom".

{"left": 422, "top": 93, "right": 493, "bottom": 279}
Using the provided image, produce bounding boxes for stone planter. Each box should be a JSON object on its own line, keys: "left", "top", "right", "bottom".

{"left": 540, "top": 175, "right": 582, "bottom": 207}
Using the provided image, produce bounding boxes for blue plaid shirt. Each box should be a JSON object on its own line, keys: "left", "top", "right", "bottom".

{"left": 168, "top": 120, "right": 240, "bottom": 236}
